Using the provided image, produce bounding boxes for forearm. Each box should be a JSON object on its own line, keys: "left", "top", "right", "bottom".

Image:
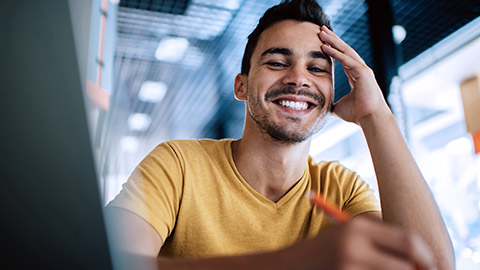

{"left": 113, "top": 218, "right": 439, "bottom": 270}
{"left": 157, "top": 251, "right": 288, "bottom": 270}
{"left": 113, "top": 248, "right": 301, "bottom": 270}
{"left": 359, "top": 111, "right": 454, "bottom": 269}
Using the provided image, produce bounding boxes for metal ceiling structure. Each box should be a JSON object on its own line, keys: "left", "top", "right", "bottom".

{"left": 103, "top": 0, "right": 480, "bottom": 178}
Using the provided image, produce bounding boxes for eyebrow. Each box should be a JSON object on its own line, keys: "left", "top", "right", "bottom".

{"left": 310, "top": 51, "right": 331, "bottom": 63}
{"left": 260, "top": 47, "right": 331, "bottom": 64}
{"left": 260, "top": 47, "right": 292, "bottom": 58}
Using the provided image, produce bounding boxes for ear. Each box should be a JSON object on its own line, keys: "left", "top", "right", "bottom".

{"left": 234, "top": 73, "right": 247, "bottom": 101}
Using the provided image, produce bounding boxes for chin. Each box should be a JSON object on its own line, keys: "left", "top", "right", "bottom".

{"left": 264, "top": 125, "right": 314, "bottom": 144}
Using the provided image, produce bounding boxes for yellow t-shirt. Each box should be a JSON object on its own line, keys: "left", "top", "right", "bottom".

{"left": 108, "top": 139, "right": 380, "bottom": 258}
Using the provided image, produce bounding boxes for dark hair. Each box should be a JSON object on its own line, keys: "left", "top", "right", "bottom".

{"left": 241, "top": 0, "right": 333, "bottom": 75}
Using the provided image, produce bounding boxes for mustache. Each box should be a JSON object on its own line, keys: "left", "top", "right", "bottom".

{"left": 265, "top": 86, "right": 325, "bottom": 108}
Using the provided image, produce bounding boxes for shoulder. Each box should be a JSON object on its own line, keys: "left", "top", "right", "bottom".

{"left": 146, "top": 139, "right": 234, "bottom": 165}
{"left": 307, "top": 157, "right": 357, "bottom": 179}
{"left": 157, "top": 139, "right": 233, "bottom": 156}
{"left": 307, "top": 157, "right": 379, "bottom": 215}
{"left": 307, "top": 157, "right": 363, "bottom": 192}
{"left": 157, "top": 138, "right": 233, "bottom": 152}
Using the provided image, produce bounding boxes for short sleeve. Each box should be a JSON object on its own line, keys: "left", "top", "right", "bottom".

{"left": 333, "top": 163, "right": 381, "bottom": 217}
{"left": 107, "top": 142, "right": 184, "bottom": 241}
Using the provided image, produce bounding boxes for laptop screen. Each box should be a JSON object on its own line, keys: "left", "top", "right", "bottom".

{"left": 0, "top": 0, "right": 112, "bottom": 268}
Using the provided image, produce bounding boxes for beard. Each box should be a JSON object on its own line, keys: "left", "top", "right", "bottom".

{"left": 246, "top": 85, "right": 329, "bottom": 144}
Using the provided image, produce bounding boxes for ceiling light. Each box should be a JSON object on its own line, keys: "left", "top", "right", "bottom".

{"left": 128, "top": 113, "right": 151, "bottom": 131}
{"left": 193, "top": 0, "right": 240, "bottom": 10}
{"left": 223, "top": 0, "right": 240, "bottom": 10}
{"left": 138, "top": 81, "right": 167, "bottom": 103}
{"left": 155, "top": 37, "right": 189, "bottom": 63}
{"left": 392, "top": 25, "right": 407, "bottom": 45}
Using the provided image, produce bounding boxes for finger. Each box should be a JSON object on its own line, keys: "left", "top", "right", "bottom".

{"left": 362, "top": 245, "right": 416, "bottom": 270}
{"left": 342, "top": 64, "right": 357, "bottom": 87}
{"left": 321, "top": 44, "right": 365, "bottom": 81}
{"left": 368, "top": 224, "right": 437, "bottom": 269}
{"left": 319, "top": 25, "right": 366, "bottom": 65}
{"left": 338, "top": 219, "right": 434, "bottom": 270}
{"left": 340, "top": 220, "right": 416, "bottom": 270}
{"left": 319, "top": 26, "right": 365, "bottom": 64}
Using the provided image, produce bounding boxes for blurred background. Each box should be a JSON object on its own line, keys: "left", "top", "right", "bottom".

{"left": 76, "top": 0, "right": 479, "bottom": 268}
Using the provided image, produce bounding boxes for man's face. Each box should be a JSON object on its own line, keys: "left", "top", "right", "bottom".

{"left": 237, "top": 20, "right": 334, "bottom": 144}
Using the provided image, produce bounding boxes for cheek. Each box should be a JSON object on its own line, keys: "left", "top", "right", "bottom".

{"left": 247, "top": 75, "right": 277, "bottom": 94}
{"left": 316, "top": 78, "right": 334, "bottom": 96}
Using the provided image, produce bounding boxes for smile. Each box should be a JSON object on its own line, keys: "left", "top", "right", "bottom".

{"left": 267, "top": 88, "right": 323, "bottom": 113}
{"left": 277, "top": 100, "right": 309, "bottom": 110}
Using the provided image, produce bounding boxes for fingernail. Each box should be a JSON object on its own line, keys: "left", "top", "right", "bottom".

{"left": 321, "top": 44, "right": 331, "bottom": 51}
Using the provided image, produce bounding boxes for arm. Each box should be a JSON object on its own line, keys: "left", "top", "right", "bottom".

{"left": 360, "top": 110, "right": 455, "bottom": 269}
{"left": 105, "top": 206, "right": 435, "bottom": 269}
{"left": 319, "top": 26, "right": 454, "bottom": 269}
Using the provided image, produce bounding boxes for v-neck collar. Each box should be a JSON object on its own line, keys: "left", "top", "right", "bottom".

{"left": 224, "top": 140, "right": 310, "bottom": 209}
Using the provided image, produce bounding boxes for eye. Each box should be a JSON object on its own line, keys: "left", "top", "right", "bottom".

{"left": 308, "top": 67, "right": 327, "bottom": 73}
{"left": 266, "top": 62, "right": 287, "bottom": 68}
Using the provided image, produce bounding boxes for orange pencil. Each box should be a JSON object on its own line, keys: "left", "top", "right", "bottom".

{"left": 308, "top": 191, "right": 350, "bottom": 222}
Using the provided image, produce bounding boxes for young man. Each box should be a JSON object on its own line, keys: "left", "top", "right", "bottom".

{"left": 106, "top": 1, "right": 454, "bottom": 269}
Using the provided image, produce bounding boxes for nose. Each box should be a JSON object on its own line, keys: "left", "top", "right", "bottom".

{"left": 282, "top": 64, "right": 311, "bottom": 89}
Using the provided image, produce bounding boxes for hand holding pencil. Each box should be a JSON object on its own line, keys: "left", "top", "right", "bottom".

{"left": 308, "top": 191, "right": 436, "bottom": 270}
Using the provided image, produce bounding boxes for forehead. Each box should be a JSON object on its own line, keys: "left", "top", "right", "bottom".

{"left": 254, "top": 20, "right": 324, "bottom": 58}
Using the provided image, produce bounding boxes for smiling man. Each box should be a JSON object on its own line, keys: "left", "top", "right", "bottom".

{"left": 106, "top": 1, "right": 454, "bottom": 269}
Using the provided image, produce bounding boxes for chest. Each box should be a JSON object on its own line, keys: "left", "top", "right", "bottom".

{"left": 160, "top": 173, "right": 332, "bottom": 258}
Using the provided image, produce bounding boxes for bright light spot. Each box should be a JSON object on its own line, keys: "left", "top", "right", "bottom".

{"left": 310, "top": 120, "right": 361, "bottom": 157}
{"left": 128, "top": 113, "right": 151, "bottom": 131}
{"left": 193, "top": 0, "right": 240, "bottom": 10}
{"left": 120, "top": 136, "right": 138, "bottom": 153}
{"left": 463, "top": 247, "right": 473, "bottom": 258}
{"left": 446, "top": 136, "right": 473, "bottom": 155}
{"left": 392, "top": 25, "right": 407, "bottom": 44}
{"left": 138, "top": 81, "right": 167, "bottom": 103}
{"left": 473, "top": 251, "right": 480, "bottom": 263}
{"left": 223, "top": 0, "right": 240, "bottom": 10}
{"left": 155, "top": 37, "right": 189, "bottom": 63}
{"left": 104, "top": 174, "right": 129, "bottom": 204}
{"left": 109, "top": 0, "right": 120, "bottom": 5}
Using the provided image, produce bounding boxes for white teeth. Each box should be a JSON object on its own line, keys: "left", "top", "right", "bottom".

{"left": 279, "top": 100, "right": 308, "bottom": 110}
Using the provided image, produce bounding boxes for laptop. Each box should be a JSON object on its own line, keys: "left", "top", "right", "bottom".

{"left": 0, "top": 0, "right": 112, "bottom": 268}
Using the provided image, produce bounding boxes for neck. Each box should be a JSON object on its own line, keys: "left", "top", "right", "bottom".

{"left": 232, "top": 129, "right": 311, "bottom": 202}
